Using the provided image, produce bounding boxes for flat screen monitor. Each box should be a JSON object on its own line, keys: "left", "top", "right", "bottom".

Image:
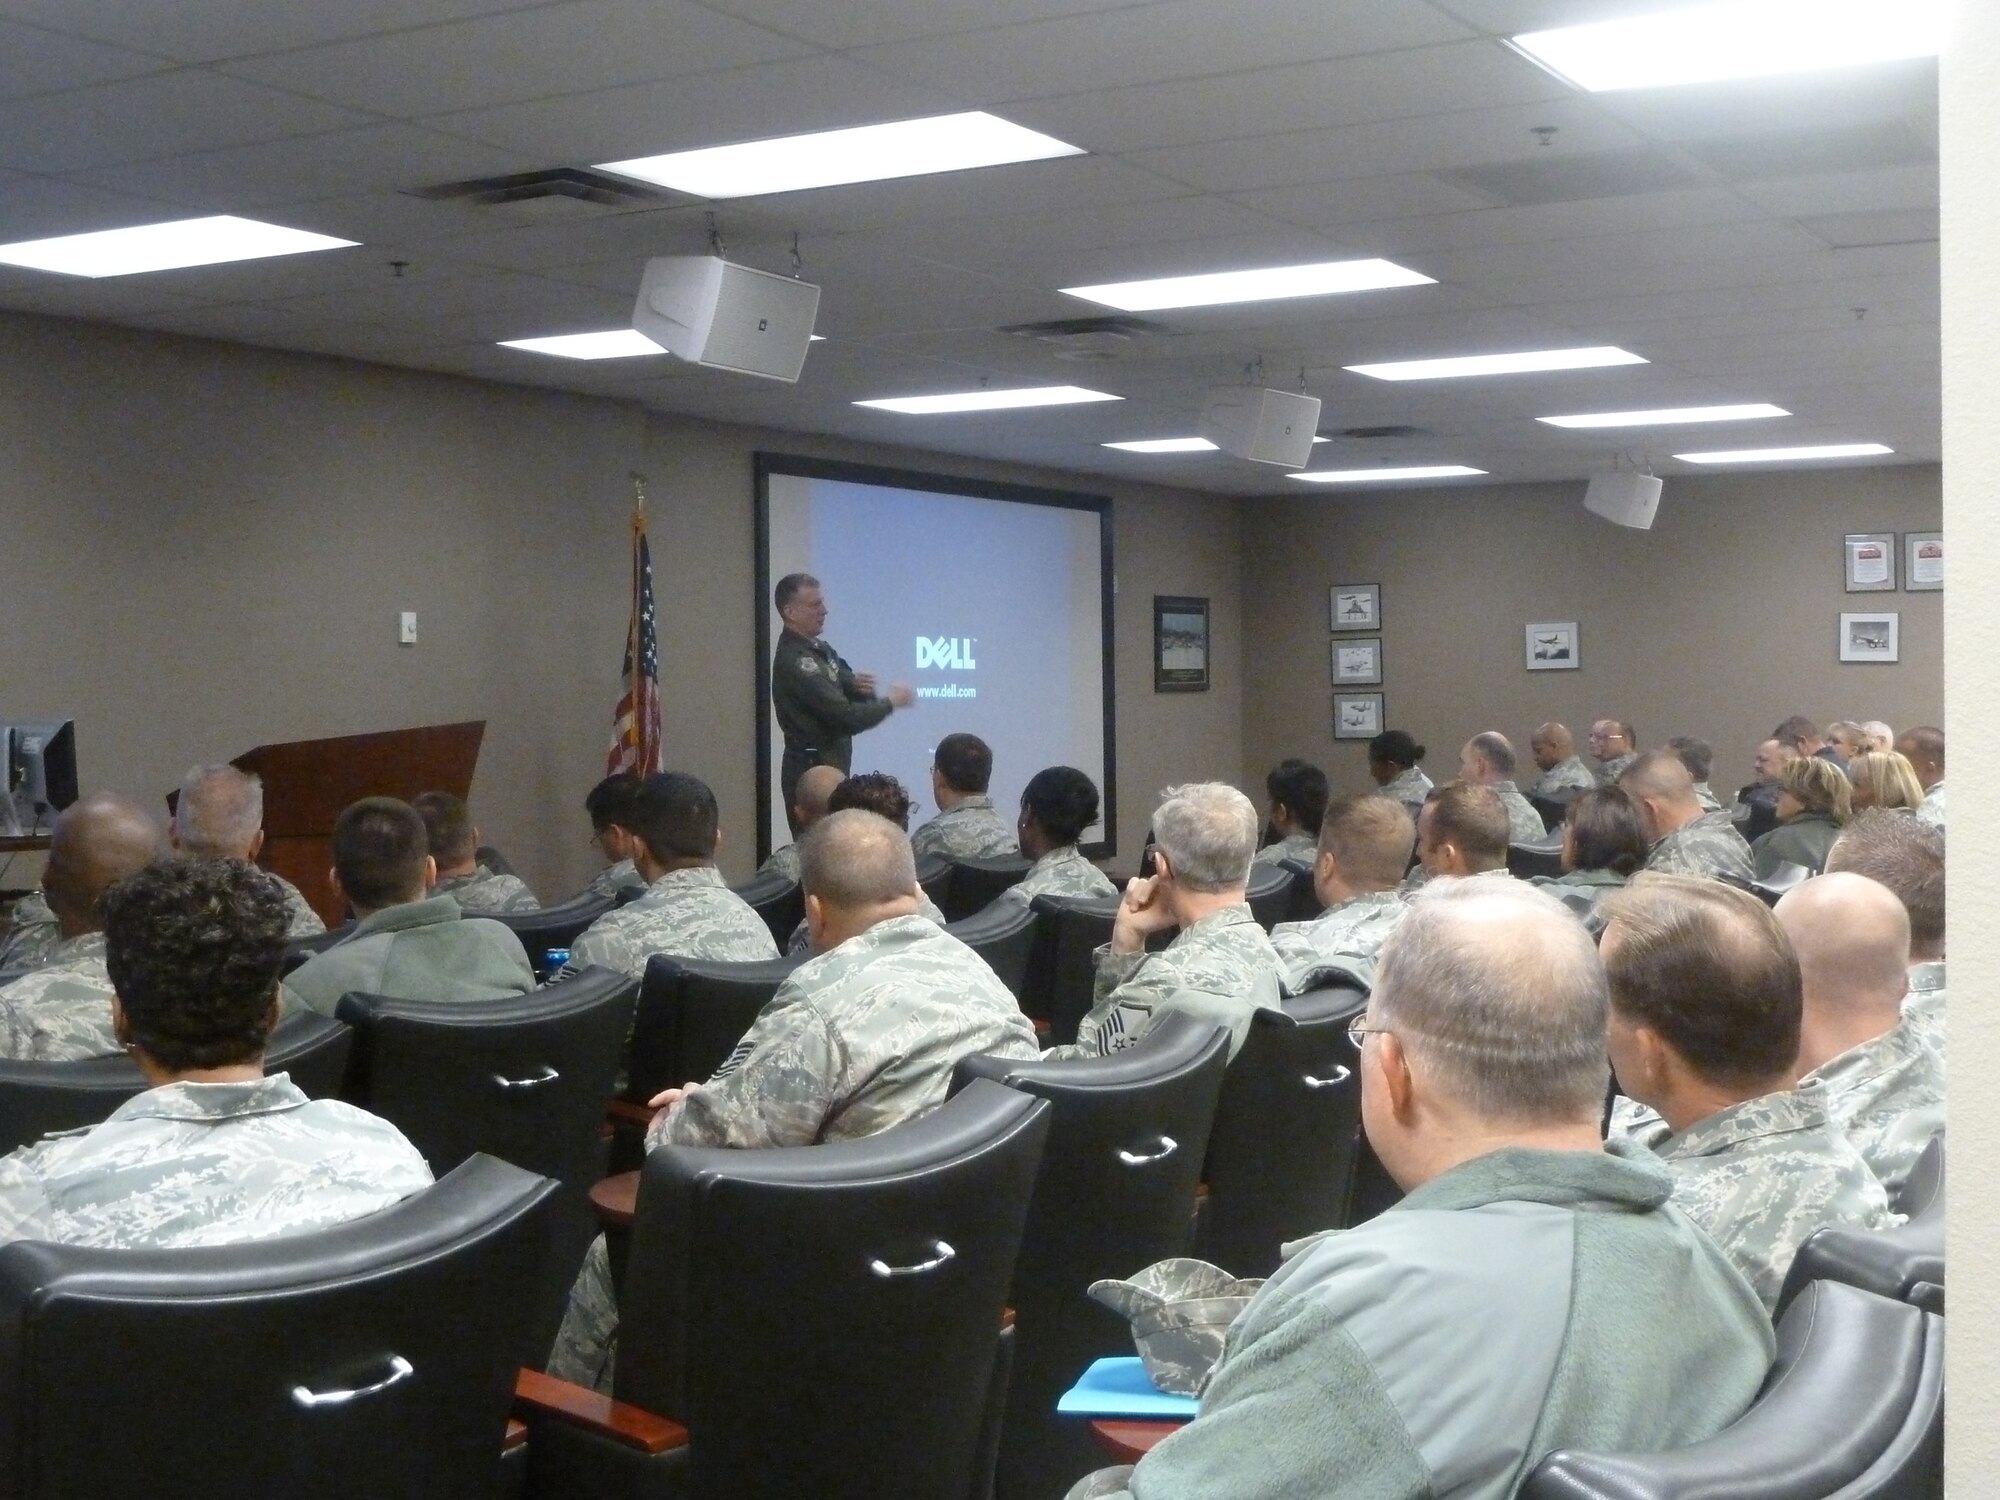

{"left": 5, "top": 719, "right": 78, "bottom": 830}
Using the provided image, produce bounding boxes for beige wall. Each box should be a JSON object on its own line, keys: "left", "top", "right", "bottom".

{"left": 1239, "top": 468, "right": 1942, "bottom": 801}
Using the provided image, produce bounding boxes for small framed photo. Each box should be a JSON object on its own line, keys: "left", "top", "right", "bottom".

{"left": 1525, "top": 621, "right": 1580, "bottom": 671}
{"left": 1839, "top": 611, "right": 1900, "bottom": 664}
{"left": 1904, "top": 531, "right": 1943, "bottom": 591}
{"left": 1331, "top": 636, "right": 1383, "bottom": 686}
{"left": 1154, "top": 595, "right": 1210, "bottom": 692}
{"left": 1843, "top": 532, "right": 1896, "bottom": 592}
{"left": 1333, "top": 692, "right": 1385, "bottom": 740}
{"left": 1330, "top": 583, "right": 1380, "bottom": 632}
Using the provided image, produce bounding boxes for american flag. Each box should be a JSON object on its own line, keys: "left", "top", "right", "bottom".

{"left": 608, "top": 505, "right": 662, "bottom": 776}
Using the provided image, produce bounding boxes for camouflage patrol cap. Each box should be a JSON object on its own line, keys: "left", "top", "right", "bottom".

{"left": 1088, "top": 1257, "right": 1264, "bottom": 1397}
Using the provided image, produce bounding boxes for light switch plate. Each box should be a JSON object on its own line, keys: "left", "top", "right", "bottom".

{"left": 399, "top": 611, "right": 417, "bottom": 645}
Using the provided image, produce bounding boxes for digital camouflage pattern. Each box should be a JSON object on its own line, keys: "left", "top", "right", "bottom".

{"left": 1802, "top": 1019, "right": 1944, "bottom": 1199}
{"left": 1252, "top": 831, "right": 1317, "bottom": 868}
{"left": 910, "top": 797, "right": 1020, "bottom": 861}
{"left": 1377, "top": 766, "right": 1433, "bottom": 812}
{"left": 1691, "top": 781, "right": 1723, "bottom": 813}
{"left": 786, "top": 893, "right": 947, "bottom": 957}
{"left": 1, "top": 873, "right": 322, "bottom": 974}
{"left": 1595, "top": 751, "right": 1639, "bottom": 786}
{"left": 1916, "top": 780, "right": 1945, "bottom": 829}
{"left": 1492, "top": 781, "right": 1547, "bottom": 844}
{"left": 1089, "top": 1258, "right": 1266, "bottom": 1398}
{"left": 287, "top": 895, "right": 535, "bottom": 1016}
{"left": 755, "top": 842, "right": 802, "bottom": 884}
{"left": 1530, "top": 757, "right": 1596, "bottom": 798}
{"left": 583, "top": 858, "right": 648, "bottom": 901}
{"left": 1903, "top": 962, "right": 1945, "bottom": 1057}
{"left": 0, "top": 933, "right": 120, "bottom": 1060}
{"left": 0, "top": 1073, "right": 432, "bottom": 1248}
{"left": 1644, "top": 808, "right": 1756, "bottom": 883}
{"left": 565, "top": 866, "right": 778, "bottom": 979}
{"left": 1269, "top": 889, "right": 1406, "bottom": 993}
{"left": 995, "top": 846, "right": 1117, "bottom": 910}
{"left": 433, "top": 864, "right": 542, "bottom": 914}
{"left": 1051, "top": 904, "right": 1284, "bottom": 1062}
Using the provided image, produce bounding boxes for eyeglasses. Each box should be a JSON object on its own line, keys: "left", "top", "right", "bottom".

{"left": 1347, "top": 1013, "right": 1391, "bottom": 1052}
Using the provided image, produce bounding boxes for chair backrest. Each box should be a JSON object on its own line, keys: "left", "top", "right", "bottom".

{"left": 729, "top": 871, "right": 805, "bottom": 948}
{"left": 1896, "top": 1132, "right": 1945, "bottom": 1218}
{"left": 1242, "top": 861, "right": 1293, "bottom": 931}
{"left": 1776, "top": 1134, "right": 1945, "bottom": 1318}
{"left": 1196, "top": 980, "right": 1371, "bottom": 1277}
{"left": 1750, "top": 862, "right": 1813, "bottom": 907}
{"left": 626, "top": 952, "right": 805, "bottom": 1103}
{"left": 915, "top": 854, "right": 955, "bottom": 914}
{"left": 0, "top": 1155, "right": 563, "bottom": 1500}
{"left": 943, "top": 899, "right": 1039, "bottom": 1004}
{"left": 1508, "top": 834, "right": 1567, "bottom": 880}
{"left": 619, "top": 1081, "right": 1051, "bottom": 1500}
{"left": 473, "top": 843, "right": 518, "bottom": 877}
{"left": 939, "top": 854, "right": 1033, "bottom": 923}
{"left": 1278, "top": 855, "right": 1322, "bottom": 923}
{"left": 484, "top": 891, "right": 614, "bottom": 978}
{"left": 1524, "top": 1281, "right": 1943, "bottom": 1500}
{"left": 281, "top": 923, "right": 353, "bottom": 976}
{"left": 0, "top": 1009, "right": 352, "bottom": 1156}
{"left": 1023, "top": 893, "right": 1121, "bottom": 1046}
{"left": 1531, "top": 790, "right": 1580, "bottom": 832}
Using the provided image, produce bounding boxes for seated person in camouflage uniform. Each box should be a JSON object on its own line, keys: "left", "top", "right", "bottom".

{"left": 786, "top": 773, "right": 948, "bottom": 954}
{"left": 1666, "top": 735, "right": 1724, "bottom": 813}
{"left": 547, "top": 808, "right": 1039, "bottom": 1389}
{"left": 1531, "top": 786, "right": 1647, "bottom": 927}
{"left": 1588, "top": 718, "right": 1639, "bottom": 785}
{"left": 563, "top": 773, "right": 778, "bottom": 979}
{"left": 1528, "top": 721, "right": 1595, "bottom": 799}
{"left": 1896, "top": 725, "right": 1945, "bottom": 829}
{"left": 1268, "top": 793, "right": 1413, "bottom": 992}
{"left": 1046, "top": 783, "right": 1283, "bottom": 1063}
{"left": 1364, "top": 729, "right": 1432, "bottom": 816}
{"left": 1750, "top": 755, "right": 1850, "bottom": 879}
{"left": 1777, "top": 874, "right": 1944, "bottom": 1199}
{"left": 1457, "top": 731, "right": 1546, "bottom": 844}
{"left": 0, "top": 793, "right": 165, "bottom": 1061}
{"left": 0, "top": 858, "right": 431, "bottom": 1247}
{"left": 1826, "top": 812, "right": 1946, "bottom": 1055}
{"left": 995, "top": 766, "right": 1117, "bottom": 911}
{"left": 1066, "top": 881, "right": 1774, "bottom": 1500}
{"left": 579, "top": 772, "right": 648, "bottom": 901}
{"left": 412, "top": 790, "right": 541, "bottom": 914}
{"left": 287, "top": 797, "right": 535, "bottom": 1015}
{"left": 1619, "top": 751, "right": 1755, "bottom": 883}
{"left": 910, "top": 732, "right": 1019, "bottom": 862}
{"left": 1411, "top": 780, "right": 1513, "bottom": 884}
{"left": 1602, "top": 875, "right": 1894, "bottom": 1311}
{"left": 752, "top": 763, "right": 844, "bottom": 884}
{"left": 1251, "top": 758, "right": 1328, "bottom": 868}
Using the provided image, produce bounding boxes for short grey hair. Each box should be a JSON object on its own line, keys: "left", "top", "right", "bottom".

{"left": 800, "top": 808, "right": 918, "bottom": 908}
{"left": 1152, "top": 782, "right": 1257, "bottom": 892}
{"left": 173, "top": 765, "right": 264, "bottom": 859}
{"left": 1371, "top": 878, "right": 1610, "bottom": 1124}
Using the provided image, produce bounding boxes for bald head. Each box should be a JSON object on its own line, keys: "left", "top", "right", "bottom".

{"left": 1459, "top": 732, "right": 1516, "bottom": 784}
{"left": 43, "top": 793, "right": 165, "bottom": 936}
{"left": 800, "top": 809, "right": 919, "bottom": 913}
{"left": 1617, "top": 750, "right": 1699, "bottom": 840}
{"left": 1776, "top": 873, "right": 1912, "bottom": 1072}
{"left": 793, "top": 764, "right": 845, "bottom": 828}
{"left": 1531, "top": 723, "right": 1574, "bottom": 771}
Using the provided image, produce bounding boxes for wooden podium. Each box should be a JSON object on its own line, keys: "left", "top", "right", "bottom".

{"left": 234, "top": 722, "right": 485, "bottom": 925}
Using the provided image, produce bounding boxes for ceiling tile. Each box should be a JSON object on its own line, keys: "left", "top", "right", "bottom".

{"left": 689, "top": 0, "right": 1146, "bottom": 50}
{"left": 1733, "top": 163, "right": 1939, "bottom": 219}
{"left": 1226, "top": 173, "right": 1498, "bottom": 230}
{"left": 0, "top": 0, "right": 560, "bottom": 64}
{"left": 0, "top": 170, "right": 186, "bottom": 243}
{"left": 0, "top": 18, "right": 171, "bottom": 100}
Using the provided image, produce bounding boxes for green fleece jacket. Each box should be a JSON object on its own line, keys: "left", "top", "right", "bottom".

{"left": 286, "top": 895, "right": 535, "bottom": 1016}
{"left": 1075, "top": 1142, "right": 1773, "bottom": 1500}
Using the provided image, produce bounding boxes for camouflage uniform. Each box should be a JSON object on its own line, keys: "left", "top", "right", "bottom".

{"left": 1596, "top": 751, "right": 1639, "bottom": 786}
{"left": 1529, "top": 757, "right": 1595, "bottom": 798}
{"left": 0, "top": 1073, "right": 432, "bottom": 1248}
{"left": 1644, "top": 809, "right": 1756, "bottom": 883}
{"left": 1252, "top": 831, "right": 1317, "bottom": 868}
{"left": 565, "top": 866, "right": 778, "bottom": 980}
{"left": 1050, "top": 905, "right": 1285, "bottom": 1062}
{"left": 2, "top": 875, "right": 321, "bottom": 972}
{"left": 287, "top": 895, "right": 536, "bottom": 1016}
{"left": 0, "top": 933, "right": 120, "bottom": 1061}
{"left": 995, "top": 846, "right": 1117, "bottom": 910}
{"left": 755, "top": 843, "right": 802, "bottom": 884}
{"left": 1492, "top": 781, "right": 1547, "bottom": 843}
{"left": 1903, "top": 962, "right": 1945, "bottom": 1057}
{"left": 910, "top": 797, "right": 1020, "bottom": 862}
{"left": 1916, "top": 780, "right": 1945, "bottom": 829}
{"left": 1691, "top": 781, "right": 1723, "bottom": 813}
{"left": 1531, "top": 867, "right": 1626, "bottom": 931}
{"left": 1802, "top": 1021, "right": 1944, "bottom": 1199}
{"left": 433, "top": 864, "right": 541, "bottom": 915}
{"left": 785, "top": 894, "right": 947, "bottom": 957}
{"left": 1622, "top": 1082, "right": 1896, "bottom": 1311}
{"left": 547, "top": 913, "right": 1039, "bottom": 1390}
{"left": 1269, "top": 889, "right": 1407, "bottom": 993}
{"left": 583, "top": 858, "right": 647, "bottom": 902}
{"left": 1377, "top": 767, "right": 1433, "bottom": 813}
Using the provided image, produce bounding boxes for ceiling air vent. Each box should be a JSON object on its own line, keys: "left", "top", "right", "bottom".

{"left": 411, "top": 167, "right": 678, "bottom": 221}
{"left": 999, "top": 314, "right": 1172, "bottom": 361}
{"left": 1338, "top": 425, "right": 1430, "bottom": 440}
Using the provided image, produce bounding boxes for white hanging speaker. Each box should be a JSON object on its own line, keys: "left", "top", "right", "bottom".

{"left": 634, "top": 255, "right": 820, "bottom": 382}
{"left": 1199, "top": 387, "right": 1322, "bottom": 468}
{"left": 1583, "top": 470, "right": 1663, "bottom": 530}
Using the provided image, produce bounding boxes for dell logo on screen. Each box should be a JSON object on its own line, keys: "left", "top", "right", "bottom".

{"left": 917, "top": 637, "right": 976, "bottom": 670}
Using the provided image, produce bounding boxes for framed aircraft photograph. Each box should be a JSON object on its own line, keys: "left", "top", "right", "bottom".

{"left": 1525, "top": 621, "right": 1580, "bottom": 671}
{"left": 1331, "top": 636, "right": 1383, "bottom": 686}
{"left": 1839, "top": 611, "right": 1900, "bottom": 664}
{"left": 1333, "top": 692, "right": 1385, "bottom": 740}
{"left": 1330, "top": 583, "right": 1380, "bottom": 632}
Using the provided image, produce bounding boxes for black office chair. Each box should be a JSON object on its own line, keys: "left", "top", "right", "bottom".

{"left": 1753, "top": 861, "right": 1814, "bottom": 906}
{"left": 487, "top": 892, "right": 614, "bottom": 978}
{"left": 1531, "top": 790, "right": 1581, "bottom": 833}
{"left": 0, "top": 1154, "right": 564, "bottom": 1500}
{"left": 953, "top": 1013, "right": 1231, "bottom": 1500}
{"left": 1196, "top": 981, "right": 1371, "bottom": 1277}
{"left": 1777, "top": 1135, "right": 1945, "bottom": 1318}
{"left": 1896, "top": 1132, "right": 1945, "bottom": 1217}
{"left": 1277, "top": 855, "right": 1322, "bottom": 923}
{"left": 625, "top": 952, "right": 806, "bottom": 1106}
{"left": 1023, "top": 893, "right": 1121, "bottom": 1045}
{"left": 729, "top": 870, "right": 805, "bottom": 949}
{"left": 1524, "top": 1281, "right": 1942, "bottom": 1499}
{"left": 944, "top": 899, "right": 1040, "bottom": 1006}
{"left": 475, "top": 843, "right": 520, "bottom": 878}
{"left": 942, "top": 854, "right": 1033, "bottom": 922}
{"left": 518, "top": 1081, "right": 1052, "bottom": 1500}
{"left": 1508, "top": 833, "right": 1567, "bottom": 880}
{"left": 1243, "top": 861, "right": 1293, "bottom": 931}
{"left": 0, "top": 1009, "right": 354, "bottom": 1155}
{"left": 281, "top": 923, "right": 353, "bottom": 976}
{"left": 1734, "top": 789, "right": 1781, "bottom": 846}
{"left": 915, "top": 855, "right": 956, "bottom": 915}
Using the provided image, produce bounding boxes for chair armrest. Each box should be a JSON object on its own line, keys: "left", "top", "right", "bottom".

{"left": 503, "top": 1418, "right": 528, "bottom": 1453}
{"left": 514, "top": 1369, "right": 689, "bottom": 1455}
{"left": 589, "top": 1170, "right": 641, "bottom": 1229}
{"left": 605, "top": 1099, "right": 662, "bottom": 1131}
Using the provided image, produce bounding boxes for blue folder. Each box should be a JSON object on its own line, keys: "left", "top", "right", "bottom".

{"left": 1056, "top": 1357, "right": 1200, "bottom": 1420}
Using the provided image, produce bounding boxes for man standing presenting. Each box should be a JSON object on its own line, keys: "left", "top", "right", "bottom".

{"left": 771, "top": 572, "right": 913, "bottom": 834}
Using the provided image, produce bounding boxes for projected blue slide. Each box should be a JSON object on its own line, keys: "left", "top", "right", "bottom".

{"left": 760, "top": 457, "right": 1114, "bottom": 859}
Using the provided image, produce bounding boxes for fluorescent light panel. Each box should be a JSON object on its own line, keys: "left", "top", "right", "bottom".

{"left": 1290, "top": 466, "right": 1487, "bottom": 484}
{"left": 499, "top": 330, "right": 667, "bottom": 360}
{"left": 1346, "top": 346, "right": 1646, "bottom": 381}
{"left": 857, "top": 386, "right": 1121, "bottom": 415}
{"left": 1539, "top": 403, "right": 1790, "bottom": 429}
{"left": 1104, "top": 437, "right": 1218, "bottom": 453}
{"left": 0, "top": 215, "right": 355, "bottom": 278}
{"left": 1064, "top": 258, "right": 1433, "bottom": 312}
{"left": 598, "top": 111, "right": 1082, "bottom": 199}
{"left": 1512, "top": 0, "right": 1943, "bottom": 93}
{"left": 1676, "top": 443, "right": 1894, "bottom": 464}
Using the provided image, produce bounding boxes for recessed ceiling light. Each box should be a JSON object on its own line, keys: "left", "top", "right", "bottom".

{"left": 1539, "top": 403, "right": 1790, "bottom": 428}
{"left": 1346, "top": 347, "right": 1646, "bottom": 381}
{"left": 597, "top": 111, "right": 1083, "bottom": 199}
{"left": 856, "top": 386, "right": 1121, "bottom": 415}
{"left": 1063, "top": 258, "right": 1433, "bottom": 312}
{"left": 498, "top": 330, "right": 667, "bottom": 359}
{"left": 1102, "top": 437, "right": 1219, "bottom": 453}
{"left": 1676, "top": 443, "right": 1894, "bottom": 464}
{"left": 1289, "top": 466, "right": 1487, "bottom": 484}
{"left": 0, "top": 215, "right": 356, "bottom": 278}
{"left": 1511, "top": 0, "right": 1943, "bottom": 93}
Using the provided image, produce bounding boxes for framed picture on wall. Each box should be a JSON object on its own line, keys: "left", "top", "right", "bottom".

{"left": 1154, "top": 595, "right": 1210, "bottom": 692}
{"left": 1839, "top": 611, "right": 1900, "bottom": 664}
{"left": 1843, "top": 533, "right": 1896, "bottom": 592}
{"left": 1331, "top": 636, "right": 1383, "bottom": 686}
{"left": 1330, "top": 583, "right": 1380, "bottom": 631}
{"left": 1524, "top": 621, "right": 1579, "bottom": 671}
{"left": 1334, "top": 692, "right": 1385, "bottom": 739}
{"left": 1904, "top": 531, "right": 1943, "bottom": 591}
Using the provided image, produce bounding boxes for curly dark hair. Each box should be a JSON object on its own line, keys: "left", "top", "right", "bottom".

{"left": 101, "top": 858, "right": 289, "bottom": 1072}
{"left": 830, "top": 772, "right": 914, "bottom": 831}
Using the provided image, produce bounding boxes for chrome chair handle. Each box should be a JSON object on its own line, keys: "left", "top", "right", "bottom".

{"left": 1303, "top": 1066, "right": 1352, "bottom": 1090}
{"left": 1117, "top": 1135, "right": 1179, "bottom": 1166}
{"left": 291, "top": 1354, "right": 414, "bottom": 1410}
{"left": 869, "top": 1240, "right": 956, "bottom": 1278}
{"left": 492, "top": 1066, "right": 560, "bottom": 1089}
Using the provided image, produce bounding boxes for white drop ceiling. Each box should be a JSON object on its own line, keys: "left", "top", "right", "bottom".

{"left": 0, "top": 0, "right": 1939, "bottom": 495}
